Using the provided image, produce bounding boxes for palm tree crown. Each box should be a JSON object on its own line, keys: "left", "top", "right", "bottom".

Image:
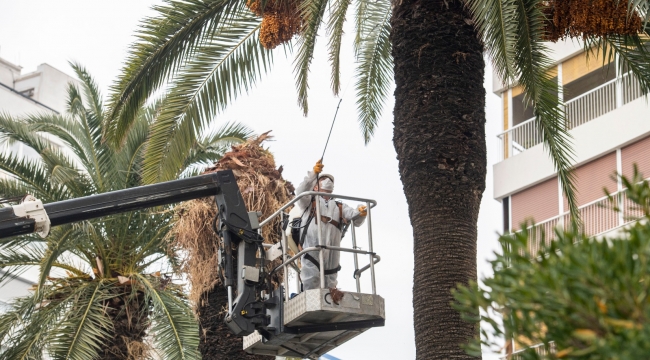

{"left": 0, "top": 63, "right": 252, "bottom": 360}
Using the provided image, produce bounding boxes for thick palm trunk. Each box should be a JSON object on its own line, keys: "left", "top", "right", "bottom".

{"left": 99, "top": 290, "right": 149, "bottom": 359}
{"left": 198, "top": 286, "right": 270, "bottom": 360}
{"left": 391, "top": 0, "right": 486, "bottom": 359}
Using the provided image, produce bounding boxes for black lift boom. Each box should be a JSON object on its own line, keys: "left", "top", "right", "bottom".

{"left": 0, "top": 170, "right": 269, "bottom": 337}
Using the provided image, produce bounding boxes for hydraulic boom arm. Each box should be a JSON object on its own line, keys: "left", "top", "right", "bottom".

{"left": 0, "top": 170, "right": 267, "bottom": 336}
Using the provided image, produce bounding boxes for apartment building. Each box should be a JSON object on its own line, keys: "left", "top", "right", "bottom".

{"left": 493, "top": 42, "right": 650, "bottom": 355}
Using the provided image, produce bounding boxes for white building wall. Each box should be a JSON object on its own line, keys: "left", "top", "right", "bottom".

{"left": 0, "top": 57, "right": 21, "bottom": 86}
{"left": 0, "top": 57, "right": 80, "bottom": 115}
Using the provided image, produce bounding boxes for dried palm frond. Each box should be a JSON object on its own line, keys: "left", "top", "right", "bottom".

{"left": 171, "top": 132, "right": 294, "bottom": 306}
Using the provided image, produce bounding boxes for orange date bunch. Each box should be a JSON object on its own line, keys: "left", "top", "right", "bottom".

{"left": 246, "top": 0, "right": 302, "bottom": 49}
{"left": 543, "top": 0, "right": 642, "bottom": 41}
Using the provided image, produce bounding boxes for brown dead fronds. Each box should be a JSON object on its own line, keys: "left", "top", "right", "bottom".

{"left": 171, "top": 132, "right": 295, "bottom": 307}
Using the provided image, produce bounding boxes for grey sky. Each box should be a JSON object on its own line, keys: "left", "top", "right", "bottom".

{"left": 0, "top": 1, "right": 503, "bottom": 358}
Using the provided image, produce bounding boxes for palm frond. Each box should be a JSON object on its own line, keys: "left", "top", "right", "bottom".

{"left": 0, "top": 127, "right": 86, "bottom": 198}
{"left": 466, "top": 0, "right": 518, "bottom": 84}
{"left": 0, "top": 295, "right": 36, "bottom": 345}
{"left": 327, "top": 0, "right": 352, "bottom": 95}
{"left": 142, "top": 19, "right": 269, "bottom": 184}
{"left": 0, "top": 153, "right": 69, "bottom": 202}
{"left": 36, "top": 226, "right": 77, "bottom": 296}
{"left": 294, "top": 0, "right": 329, "bottom": 115}
{"left": 0, "top": 242, "right": 86, "bottom": 284}
{"left": 26, "top": 113, "right": 91, "bottom": 166}
{"left": 509, "top": 0, "right": 579, "bottom": 221}
{"left": 49, "top": 281, "right": 113, "bottom": 360}
{"left": 0, "top": 246, "right": 87, "bottom": 284}
{"left": 114, "top": 106, "right": 152, "bottom": 188}
{"left": 353, "top": 0, "right": 368, "bottom": 55}
{"left": 4, "top": 280, "right": 101, "bottom": 360}
{"left": 69, "top": 62, "right": 104, "bottom": 127}
{"left": 39, "top": 147, "right": 91, "bottom": 197}
{"left": 0, "top": 112, "right": 50, "bottom": 154}
{"left": 105, "top": 0, "right": 245, "bottom": 146}
{"left": 587, "top": 31, "right": 650, "bottom": 97}
{"left": 0, "top": 178, "right": 32, "bottom": 200}
{"left": 182, "top": 121, "right": 254, "bottom": 170}
{"left": 354, "top": 0, "right": 392, "bottom": 143}
{"left": 134, "top": 274, "right": 200, "bottom": 360}
{"left": 66, "top": 82, "right": 114, "bottom": 192}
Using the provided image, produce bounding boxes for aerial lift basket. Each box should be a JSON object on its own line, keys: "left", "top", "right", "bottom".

{"left": 243, "top": 191, "right": 384, "bottom": 359}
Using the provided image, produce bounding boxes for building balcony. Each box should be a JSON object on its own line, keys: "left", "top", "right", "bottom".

{"left": 515, "top": 181, "right": 646, "bottom": 256}
{"left": 493, "top": 79, "right": 650, "bottom": 201}
{"left": 497, "top": 73, "right": 643, "bottom": 162}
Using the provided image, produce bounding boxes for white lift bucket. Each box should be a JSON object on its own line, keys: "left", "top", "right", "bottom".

{"left": 243, "top": 191, "right": 384, "bottom": 359}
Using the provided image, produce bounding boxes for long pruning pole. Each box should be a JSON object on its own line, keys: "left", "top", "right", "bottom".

{"left": 320, "top": 99, "right": 343, "bottom": 163}
{"left": 315, "top": 99, "right": 343, "bottom": 191}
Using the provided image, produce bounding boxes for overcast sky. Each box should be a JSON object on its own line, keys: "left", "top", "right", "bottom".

{"left": 0, "top": 1, "right": 504, "bottom": 358}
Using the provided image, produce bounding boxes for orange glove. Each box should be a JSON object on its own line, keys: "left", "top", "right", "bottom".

{"left": 313, "top": 160, "right": 324, "bottom": 174}
{"left": 357, "top": 205, "right": 367, "bottom": 217}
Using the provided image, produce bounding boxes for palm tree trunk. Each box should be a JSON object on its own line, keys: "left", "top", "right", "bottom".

{"left": 99, "top": 290, "right": 149, "bottom": 359}
{"left": 198, "top": 286, "right": 270, "bottom": 359}
{"left": 391, "top": 0, "right": 486, "bottom": 359}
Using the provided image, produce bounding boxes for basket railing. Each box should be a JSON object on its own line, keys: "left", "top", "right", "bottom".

{"left": 261, "top": 191, "right": 379, "bottom": 300}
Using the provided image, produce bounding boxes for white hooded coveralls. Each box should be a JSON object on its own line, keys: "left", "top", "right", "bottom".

{"left": 295, "top": 170, "right": 366, "bottom": 290}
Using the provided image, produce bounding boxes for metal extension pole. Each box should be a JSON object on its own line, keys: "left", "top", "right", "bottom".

{"left": 366, "top": 201, "right": 376, "bottom": 294}
{"left": 315, "top": 195, "right": 325, "bottom": 289}
{"left": 351, "top": 224, "right": 361, "bottom": 293}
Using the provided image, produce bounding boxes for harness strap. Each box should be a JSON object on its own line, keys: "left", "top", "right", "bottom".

{"left": 311, "top": 200, "right": 347, "bottom": 230}
{"left": 304, "top": 253, "right": 341, "bottom": 275}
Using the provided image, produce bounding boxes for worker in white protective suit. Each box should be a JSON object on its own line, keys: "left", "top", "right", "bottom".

{"left": 295, "top": 160, "right": 368, "bottom": 290}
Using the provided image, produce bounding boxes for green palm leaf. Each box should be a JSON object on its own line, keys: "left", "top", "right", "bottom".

{"left": 0, "top": 295, "right": 36, "bottom": 345}
{"left": 474, "top": 0, "right": 579, "bottom": 220}
{"left": 49, "top": 282, "right": 113, "bottom": 360}
{"left": 354, "top": 0, "right": 392, "bottom": 143}
{"left": 327, "top": 0, "right": 352, "bottom": 95}
{"left": 294, "top": 0, "right": 329, "bottom": 115}
{"left": 0, "top": 153, "right": 69, "bottom": 202}
{"left": 181, "top": 121, "right": 254, "bottom": 174}
{"left": 106, "top": 0, "right": 245, "bottom": 146}
{"left": 513, "top": 0, "right": 579, "bottom": 220}
{"left": 142, "top": 17, "right": 268, "bottom": 184}
{"left": 588, "top": 31, "right": 650, "bottom": 97}
{"left": 134, "top": 274, "right": 200, "bottom": 360}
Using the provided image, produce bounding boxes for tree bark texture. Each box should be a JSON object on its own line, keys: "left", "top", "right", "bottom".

{"left": 197, "top": 286, "right": 270, "bottom": 360}
{"left": 391, "top": 0, "right": 486, "bottom": 359}
{"left": 99, "top": 290, "right": 149, "bottom": 360}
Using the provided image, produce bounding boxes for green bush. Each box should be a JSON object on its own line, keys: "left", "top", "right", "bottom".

{"left": 454, "top": 171, "right": 650, "bottom": 359}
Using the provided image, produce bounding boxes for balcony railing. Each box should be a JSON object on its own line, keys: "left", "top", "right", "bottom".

{"left": 497, "top": 74, "right": 644, "bottom": 161}
{"left": 566, "top": 78, "right": 617, "bottom": 130}
{"left": 518, "top": 183, "right": 648, "bottom": 256}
